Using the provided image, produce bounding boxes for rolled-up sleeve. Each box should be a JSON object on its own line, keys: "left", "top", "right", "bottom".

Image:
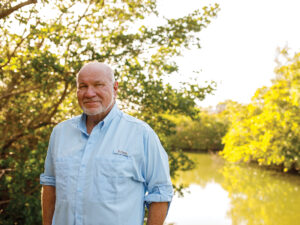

{"left": 144, "top": 127, "right": 173, "bottom": 208}
{"left": 40, "top": 129, "right": 56, "bottom": 186}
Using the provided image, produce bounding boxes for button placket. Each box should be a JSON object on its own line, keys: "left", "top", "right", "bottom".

{"left": 75, "top": 127, "right": 103, "bottom": 225}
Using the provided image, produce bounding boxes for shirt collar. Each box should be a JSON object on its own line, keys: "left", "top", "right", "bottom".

{"left": 78, "top": 103, "right": 120, "bottom": 134}
{"left": 78, "top": 114, "right": 88, "bottom": 135}
{"left": 102, "top": 103, "right": 120, "bottom": 127}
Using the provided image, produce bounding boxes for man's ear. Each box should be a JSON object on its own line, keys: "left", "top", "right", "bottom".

{"left": 113, "top": 81, "right": 118, "bottom": 92}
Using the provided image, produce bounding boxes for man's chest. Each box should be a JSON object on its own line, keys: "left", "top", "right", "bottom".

{"left": 52, "top": 125, "right": 146, "bottom": 201}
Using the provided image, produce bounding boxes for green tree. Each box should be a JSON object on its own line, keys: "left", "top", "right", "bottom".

{"left": 165, "top": 100, "right": 242, "bottom": 153}
{"left": 166, "top": 107, "right": 229, "bottom": 152}
{"left": 221, "top": 51, "right": 300, "bottom": 173}
{"left": 0, "top": 0, "right": 219, "bottom": 224}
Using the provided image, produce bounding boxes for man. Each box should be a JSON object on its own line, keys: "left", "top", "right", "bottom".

{"left": 40, "top": 62, "right": 173, "bottom": 225}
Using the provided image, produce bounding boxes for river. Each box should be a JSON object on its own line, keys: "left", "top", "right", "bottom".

{"left": 164, "top": 152, "right": 300, "bottom": 225}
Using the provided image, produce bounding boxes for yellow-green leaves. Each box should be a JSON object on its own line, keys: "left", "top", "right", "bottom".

{"left": 221, "top": 52, "right": 300, "bottom": 173}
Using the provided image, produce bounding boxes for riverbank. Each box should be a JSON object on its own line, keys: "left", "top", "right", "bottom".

{"left": 181, "top": 149, "right": 300, "bottom": 175}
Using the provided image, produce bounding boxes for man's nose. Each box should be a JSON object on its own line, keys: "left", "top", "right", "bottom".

{"left": 85, "top": 86, "right": 96, "bottom": 97}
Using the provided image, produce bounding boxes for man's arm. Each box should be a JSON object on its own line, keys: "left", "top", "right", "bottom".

{"left": 147, "top": 202, "right": 169, "bottom": 225}
{"left": 41, "top": 185, "right": 56, "bottom": 225}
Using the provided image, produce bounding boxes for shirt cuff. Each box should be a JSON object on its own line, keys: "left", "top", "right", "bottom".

{"left": 40, "top": 173, "right": 56, "bottom": 186}
{"left": 145, "top": 184, "right": 173, "bottom": 209}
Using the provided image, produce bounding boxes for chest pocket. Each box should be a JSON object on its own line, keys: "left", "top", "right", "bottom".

{"left": 91, "top": 154, "right": 134, "bottom": 203}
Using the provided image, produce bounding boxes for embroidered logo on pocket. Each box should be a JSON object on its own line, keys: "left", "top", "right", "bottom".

{"left": 116, "top": 150, "right": 128, "bottom": 157}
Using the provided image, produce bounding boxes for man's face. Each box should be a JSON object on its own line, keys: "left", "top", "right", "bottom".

{"left": 76, "top": 66, "right": 117, "bottom": 116}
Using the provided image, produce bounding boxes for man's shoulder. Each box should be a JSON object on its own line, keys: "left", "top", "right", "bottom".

{"left": 120, "top": 112, "right": 152, "bottom": 132}
{"left": 53, "top": 115, "right": 81, "bottom": 130}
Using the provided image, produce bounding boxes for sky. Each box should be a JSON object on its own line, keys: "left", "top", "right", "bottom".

{"left": 157, "top": 0, "right": 300, "bottom": 107}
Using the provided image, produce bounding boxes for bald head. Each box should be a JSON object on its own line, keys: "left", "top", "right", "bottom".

{"left": 76, "top": 62, "right": 115, "bottom": 85}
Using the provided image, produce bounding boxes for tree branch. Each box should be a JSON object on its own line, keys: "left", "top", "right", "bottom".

{"left": 65, "top": 3, "right": 92, "bottom": 59}
{"left": 0, "top": 85, "right": 42, "bottom": 101}
{"left": 1, "top": 79, "right": 71, "bottom": 151}
{"left": 0, "top": 168, "right": 13, "bottom": 179}
{"left": 0, "top": 0, "right": 37, "bottom": 19}
{"left": 0, "top": 13, "right": 35, "bottom": 69}
{"left": 0, "top": 199, "right": 10, "bottom": 205}
{"left": 46, "top": 79, "right": 70, "bottom": 120}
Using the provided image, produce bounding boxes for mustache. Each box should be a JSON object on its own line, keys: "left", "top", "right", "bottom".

{"left": 83, "top": 100, "right": 101, "bottom": 103}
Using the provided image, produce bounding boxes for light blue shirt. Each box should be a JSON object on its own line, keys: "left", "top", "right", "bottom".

{"left": 40, "top": 104, "right": 173, "bottom": 225}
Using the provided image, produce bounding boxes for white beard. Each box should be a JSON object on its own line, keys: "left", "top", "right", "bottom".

{"left": 83, "top": 92, "right": 115, "bottom": 116}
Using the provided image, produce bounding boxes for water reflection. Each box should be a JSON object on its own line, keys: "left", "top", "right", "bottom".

{"left": 221, "top": 163, "right": 300, "bottom": 225}
{"left": 166, "top": 183, "right": 231, "bottom": 225}
{"left": 166, "top": 153, "right": 300, "bottom": 225}
{"left": 172, "top": 153, "right": 225, "bottom": 187}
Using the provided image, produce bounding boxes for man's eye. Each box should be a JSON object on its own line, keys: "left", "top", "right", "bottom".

{"left": 79, "top": 85, "right": 87, "bottom": 89}
{"left": 96, "top": 84, "right": 104, "bottom": 86}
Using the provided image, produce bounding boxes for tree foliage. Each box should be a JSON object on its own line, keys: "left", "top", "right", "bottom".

{"left": 0, "top": 0, "right": 219, "bottom": 224}
{"left": 221, "top": 51, "right": 300, "bottom": 173}
{"left": 166, "top": 106, "right": 230, "bottom": 152}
